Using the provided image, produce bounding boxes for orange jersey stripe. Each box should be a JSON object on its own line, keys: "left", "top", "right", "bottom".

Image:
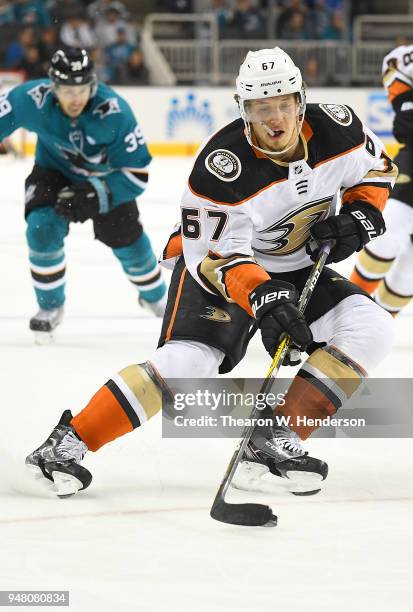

{"left": 165, "top": 233, "right": 183, "bottom": 260}
{"left": 225, "top": 262, "right": 270, "bottom": 316}
{"left": 341, "top": 184, "right": 389, "bottom": 211}
{"left": 188, "top": 177, "right": 287, "bottom": 208}
{"left": 165, "top": 266, "right": 187, "bottom": 342}
{"left": 387, "top": 79, "right": 412, "bottom": 103}
{"left": 71, "top": 385, "right": 134, "bottom": 452}
{"left": 313, "top": 141, "right": 364, "bottom": 169}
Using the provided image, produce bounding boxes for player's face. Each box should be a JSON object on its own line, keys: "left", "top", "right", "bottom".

{"left": 247, "top": 94, "right": 300, "bottom": 153}
{"left": 55, "top": 84, "right": 91, "bottom": 118}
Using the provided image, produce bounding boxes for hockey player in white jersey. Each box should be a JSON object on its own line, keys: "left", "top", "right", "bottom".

{"left": 351, "top": 44, "right": 413, "bottom": 315}
{"left": 27, "top": 48, "right": 397, "bottom": 500}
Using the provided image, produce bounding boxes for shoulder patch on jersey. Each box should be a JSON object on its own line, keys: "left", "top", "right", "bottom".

{"left": 27, "top": 84, "right": 52, "bottom": 109}
{"left": 318, "top": 104, "right": 352, "bottom": 126}
{"left": 205, "top": 149, "right": 241, "bottom": 182}
{"left": 93, "top": 97, "right": 121, "bottom": 119}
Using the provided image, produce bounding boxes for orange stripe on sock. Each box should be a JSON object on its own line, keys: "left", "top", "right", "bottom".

{"left": 71, "top": 385, "right": 133, "bottom": 452}
{"left": 278, "top": 376, "right": 336, "bottom": 440}
{"left": 350, "top": 268, "right": 381, "bottom": 294}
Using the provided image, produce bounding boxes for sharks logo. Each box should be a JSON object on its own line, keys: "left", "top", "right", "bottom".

{"left": 255, "top": 197, "right": 333, "bottom": 256}
{"left": 27, "top": 84, "right": 52, "bottom": 109}
{"left": 93, "top": 98, "right": 121, "bottom": 119}
{"left": 58, "top": 129, "right": 108, "bottom": 176}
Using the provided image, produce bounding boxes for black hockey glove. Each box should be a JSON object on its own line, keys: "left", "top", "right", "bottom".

{"left": 249, "top": 279, "right": 313, "bottom": 363}
{"left": 55, "top": 179, "right": 111, "bottom": 223}
{"left": 392, "top": 92, "right": 413, "bottom": 145}
{"left": 306, "top": 200, "right": 385, "bottom": 264}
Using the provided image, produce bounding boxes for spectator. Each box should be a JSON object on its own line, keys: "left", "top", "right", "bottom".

{"left": 321, "top": 8, "right": 347, "bottom": 40}
{"left": 0, "top": 0, "right": 14, "bottom": 25}
{"left": 5, "top": 27, "right": 37, "bottom": 68}
{"left": 105, "top": 27, "right": 135, "bottom": 82}
{"left": 279, "top": 10, "right": 311, "bottom": 39}
{"left": 157, "top": 0, "right": 194, "bottom": 11}
{"left": 17, "top": 44, "right": 45, "bottom": 79}
{"left": 303, "top": 54, "right": 322, "bottom": 85}
{"left": 276, "top": 0, "right": 308, "bottom": 37}
{"left": 88, "top": 0, "right": 129, "bottom": 22}
{"left": 207, "top": 0, "right": 231, "bottom": 29}
{"left": 222, "top": 0, "right": 266, "bottom": 39}
{"left": 14, "top": 0, "right": 52, "bottom": 27}
{"left": 124, "top": 49, "right": 149, "bottom": 85}
{"left": 38, "top": 26, "right": 59, "bottom": 71}
{"left": 95, "top": 3, "right": 135, "bottom": 47}
{"left": 51, "top": 0, "right": 80, "bottom": 24}
{"left": 306, "top": 0, "right": 329, "bottom": 38}
{"left": 59, "top": 8, "right": 97, "bottom": 49}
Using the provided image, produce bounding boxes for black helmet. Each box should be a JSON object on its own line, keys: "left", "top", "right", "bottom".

{"left": 49, "top": 48, "right": 97, "bottom": 95}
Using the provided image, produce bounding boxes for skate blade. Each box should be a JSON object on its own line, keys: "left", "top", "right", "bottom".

{"left": 231, "top": 461, "right": 269, "bottom": 491}
{"left": 25, "top": 464, "right": 57, "bottom": 493}
{"left": 285, "top": 470, "right": 323, "bottom": 496}
{"left": 51, "top": 471, "right": 83, "bottom": 498}
{"left": 33, "top": 331, "right": 55, "bottom": 346}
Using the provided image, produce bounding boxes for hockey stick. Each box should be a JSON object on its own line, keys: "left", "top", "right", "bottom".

{"left": 210, "top": 241, "right": 333, "bottom": 527}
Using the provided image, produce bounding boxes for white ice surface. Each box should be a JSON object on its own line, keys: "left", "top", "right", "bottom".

{"left": 1, "top": 156, "right": 413, "bottom": 612}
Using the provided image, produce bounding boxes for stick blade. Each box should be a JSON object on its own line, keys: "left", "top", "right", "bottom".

{"left": 210, "top": 500, "right": 277, "bottom": 527}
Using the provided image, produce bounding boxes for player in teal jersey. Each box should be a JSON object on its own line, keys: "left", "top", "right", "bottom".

{"left": 0, "top": 48, "right": 166, "bottom": 342}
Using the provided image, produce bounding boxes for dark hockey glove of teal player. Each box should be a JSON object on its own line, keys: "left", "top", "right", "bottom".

{"left": 306, "top": 200, "right": 385, "bottom": 264}
{"left": 249, "top": 280, "right": 313, "bottom": 366}
{"left": 55, "top": 179, "right": 112, "bottom": 223}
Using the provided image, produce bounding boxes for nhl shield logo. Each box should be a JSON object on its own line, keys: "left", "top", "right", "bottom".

{"left": 205, "top": 149, "right": 241, "bottom": 182}
{"left": 319, "top": 104, "right": 352, "bottom": 126}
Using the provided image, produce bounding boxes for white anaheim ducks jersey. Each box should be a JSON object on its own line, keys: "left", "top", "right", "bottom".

{"left": 381, "top": 45, "right": 413, "bottom": 146}
{"left": 382, "top": 45, "right": 413, "bottom": 101}
{"left": 162, "top": 104, "right": 397, "bottom": 315}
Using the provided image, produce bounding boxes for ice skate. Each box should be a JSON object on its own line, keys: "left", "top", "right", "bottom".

{"left": 25, "top": 410, "right": 92, "bottom": 498}
{"left": 232, "top": 423, "right": 328, "bottom": 496}
{"left": 29, "top": 306, "right": 64, "bottom": 344}
{"left": 139, "top": 292, "right": 167, "bottom": 318}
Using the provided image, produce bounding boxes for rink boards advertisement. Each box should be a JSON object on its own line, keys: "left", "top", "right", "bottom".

{"left": 18, "top": 86, "right": 398, "bottom": 158}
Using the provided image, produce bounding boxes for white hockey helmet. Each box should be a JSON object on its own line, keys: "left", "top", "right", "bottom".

{"left": 236, "top": 47, "right": 306, "bottom": 155}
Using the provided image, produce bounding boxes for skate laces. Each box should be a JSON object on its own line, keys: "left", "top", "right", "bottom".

{"left": 273, "top": 430, "right": 306, "bottom": 457}
{"left": 57, "top": 430, "right": 88, "bottom": 462}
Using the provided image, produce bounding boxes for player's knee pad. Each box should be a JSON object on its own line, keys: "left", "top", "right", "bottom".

{"left": 93, "top": 200, "right": 143, "bottom": 248}
{"left": 25, "top": 165, "right": 69, "bottom": 218}
{"left": 26, "top": 207, "right": 69, "bottom": 252}
{"left": 151, "top": 340, "right": 225, "bottom": 379}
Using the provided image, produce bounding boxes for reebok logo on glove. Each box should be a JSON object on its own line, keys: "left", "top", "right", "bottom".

{"left": 250, "top": 290, "right": 293, "bottom": 316}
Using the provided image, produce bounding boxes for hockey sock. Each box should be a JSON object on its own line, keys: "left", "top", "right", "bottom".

{"left": 277, "top": 346, "right": 365, "bottom": 440}
{"left": 350, "top": 246, "right": 394, "bottom": 295}
{"left": 113, "top": 232, "right": 166, "bottom": 303}
{"left": 26, "top": 208, "right": 68, "bottom": 309}
{"left": 375, "top": 278, "right": 413, "bottom": 316}
{"left": 71, "top": 362, "right": 166, "bottom": 451}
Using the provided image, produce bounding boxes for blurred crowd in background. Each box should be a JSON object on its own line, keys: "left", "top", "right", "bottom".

{"left": 0, "top": 0, "right": 402, "bottom": 86}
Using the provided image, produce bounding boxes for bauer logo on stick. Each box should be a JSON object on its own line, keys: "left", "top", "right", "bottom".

{"left": 318, "top": 104, "right": 352, "bottom": 126}
{"left": 205, "top": 149, "right": 241, "bottom": 182}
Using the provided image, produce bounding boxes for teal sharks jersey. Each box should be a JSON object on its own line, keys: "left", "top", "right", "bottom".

{"left": 0, "top": 80, "right": 151, "bottom": 206}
